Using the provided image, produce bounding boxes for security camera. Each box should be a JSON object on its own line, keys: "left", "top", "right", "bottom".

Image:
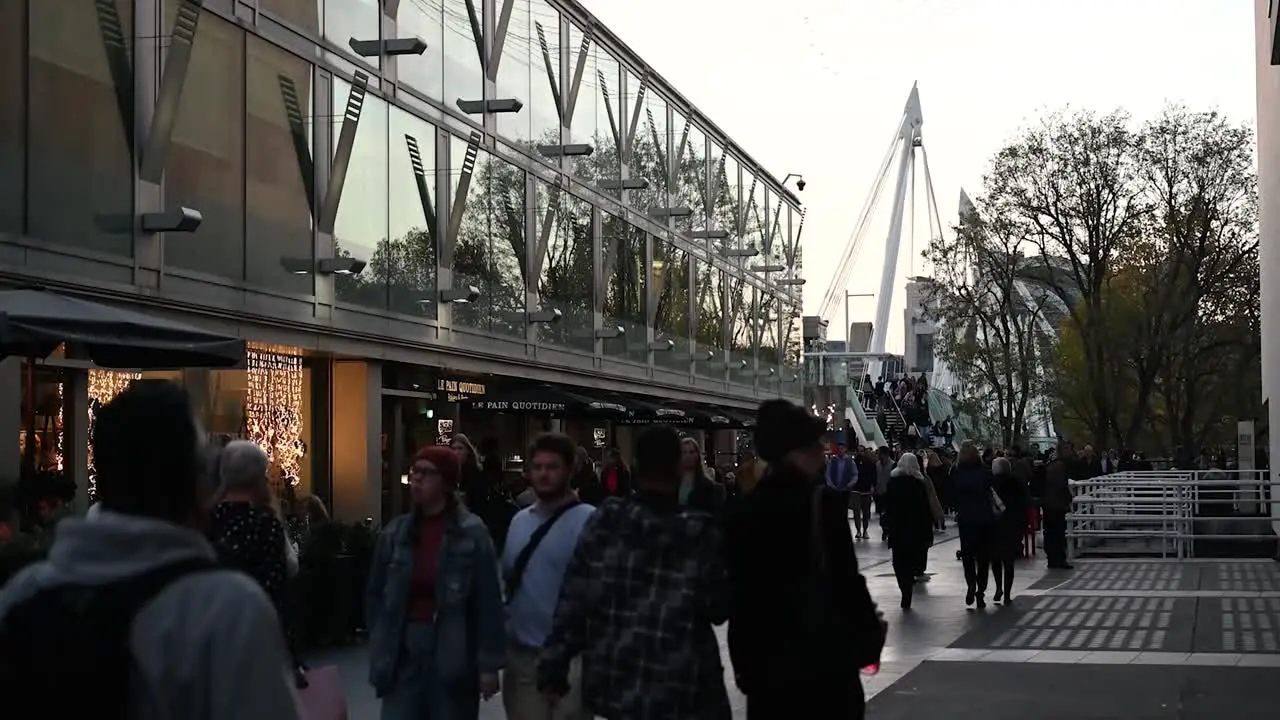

{"left": 796, "top": 178, "right": 806, "bottom": 191}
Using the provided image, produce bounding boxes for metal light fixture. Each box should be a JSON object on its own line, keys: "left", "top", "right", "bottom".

{"left": 595, "top": 326, "right": 625, "bottom": 339}
{"left": 538, "top": 144, "right": 594, "bottom": 158}
{"left": 750, "top": 264, "right": 785, "bottom": 273}
{"left": 527, "top": 309, "right": 562, "bottom": 324}
{"left": 777, "top": 277, "right": 806, "bottom": 286}
{"left": 648, "top": 339, "right": 675, "bottom": 351}
{"left": 722, "top": 247, "right": 760, "bottom": 258}
{"left": 317, "top": 257, "right": 366, "bottom": 275}
{"left": 141, "top": 207, "right": 202, "bottom": 233}
{"left": 349, "top": 37, "right": 428, "bottom": 57}
{"left": 691, "top": 229, "right": 730, "bottom": 240}
{"left": 599, "top": 178, "right": 648, "bottom": 191}
{"left": 782, "top": 173, "right": 806, "bottom": 191}
{"left": 456, "top": 98, "right": 523, "bottom": 114}
{"left": 649, "top": 207, "right": 693, "bottom": 218}
{"left": 439, "top": 286, "right": 481, "bottom": 304}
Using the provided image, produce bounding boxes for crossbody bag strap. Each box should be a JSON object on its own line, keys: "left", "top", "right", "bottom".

{"left": 505, "top": 501, "right": 581, "bottom": 603}
{"left": 810, "top": 485, "right": 827, "bottom": 573}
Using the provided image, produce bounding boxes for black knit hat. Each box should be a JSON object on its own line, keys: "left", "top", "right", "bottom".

{"left": 754, "top": 399, "right": 825, "bottom": 463}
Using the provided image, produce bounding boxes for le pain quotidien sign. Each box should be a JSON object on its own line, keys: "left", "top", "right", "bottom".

{"left": 437, "top": 377, "right": 485, "bottom": 403}
{"left": 470, "top": 400, "right": 568, "bottom": 412}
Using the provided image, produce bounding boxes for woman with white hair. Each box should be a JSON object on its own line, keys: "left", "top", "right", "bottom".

{"left": 207, "top": 441, "right": 292, "bottom": 620}
{"left": 882, "top": 453, "right": 942, "bottom": 610}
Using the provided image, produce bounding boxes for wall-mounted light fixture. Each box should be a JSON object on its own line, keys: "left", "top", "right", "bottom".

{"left": 595, "top": 326, "right": 625, "bottom": 339}
{"left": 649, "top": 206, "right": 693, "bottom": 218}
{"left": 722, "top": 247, "right": 760, "bottom": 259}
{"left": 279, "top": 257, "right": 366, "bottom": 276}
{"left": 598, "top": 178, "right": 649, "bottom": 191}
{"left": 691, "top": 229, "right": 730, "bottom": 240}
{"left": 141, "top": 208, "right": 202, "bottom": 233}
{"left": 527, "top": 309, "right": 562, "bottom": 324}
{"left": 538, "top": 144, "right": 594, "bottom": 158}
{"left": 777, "top": 277, "right": 807, "bottom": 286}
{"left": 456, "top": 98, "right": 523, "bottom": 114}
{"left": 648, "top": 338, "right": 675, "bottom": 351}
{"left": 349, "top": 37, "right": 428, "bottom": 57}
{"left": 750, "top": 264, "right": 785, "bottom": 273}
{"left": 439, "top": 286, "right": 481, "bottom": 304}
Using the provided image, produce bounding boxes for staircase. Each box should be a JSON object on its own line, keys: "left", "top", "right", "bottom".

{"left": 860, "top": 392, "right": 907, "bottom": 445}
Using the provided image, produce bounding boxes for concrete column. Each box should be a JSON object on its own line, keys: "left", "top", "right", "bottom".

{"left": 330, "top": 360, "right": 384, "bottom": 525}
{"left": 63, "top": 370, "right": 90, "bottom": 512}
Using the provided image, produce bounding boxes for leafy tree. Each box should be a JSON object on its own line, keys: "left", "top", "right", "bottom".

{"left": 923, "top": 196, "right": 1055, "bottom": 447}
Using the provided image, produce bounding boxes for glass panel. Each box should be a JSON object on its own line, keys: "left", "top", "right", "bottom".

{"left": 260, "top": 0, "right": 320, "bottom": 34}
{"left": 758, "top": 291, "right": 781, "bottom": 394}
{"left": 535, "top": 184, "right": 593, "bottom": 352}
{"left": 164, "top": 12, "right": 245, "bottom": 281}
{"left": 783, "top": 312, "right": 803, "bottom": 396}
{"left": 0, "top": 0, "right": 22, "bottom": 234}
{"left": 602, "top": 215, "right": 646, "bottom": 363}
{"left": 324, "top": 0, "right": 380, "bottom": 67}
{"left": 332, "top": 77, "right": 389, "bottom": 309}
{"left": 672, "top": 118, "right": 705, "bottom": 236}
{"left": 632, "top": 90, "right": 667, "bottom": 207}
{"left": 396, "top": 0, "right": 446, "bottom": 101}
{"left": 496, "top": 0, "right": 532, "bottom": 143}
{"left": 27, "top": 0, "right": 133, "bottom": 256}
{"left": 763, "top": 188, "right": 786, "bottom": 271}
{"left": 712, "top": 149, "right": 738, "bottom": 240}
{"left": 443, "top": 0, "right": 485, "bottom": 108}
{"left": 452, "top": 141, "right": 526, "bottom": 338}
{"left": 388, "top": 107, "right": 439, "bottom": 319}
{"left": 529, "top": 0, "right": 561, "bottom": 154}
{"left": 727, "top": 271, "right": 752, "bottom": 384}
{"left": 652, "top": 237, "right": 690, "bottom": 371}
{"left": 246, "top": 37, "right": 313, "bottom": 295}
{"left": 572, "top": 43, "right": 621, "bottom": 197}
{"left": 746, "top": 173, "right": 766, "bottom": 257}
{"left": 694, "top": 258, "right": 724, "bottom": 379}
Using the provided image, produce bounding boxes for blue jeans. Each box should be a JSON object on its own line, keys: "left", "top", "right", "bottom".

{"left": 380, "top": 622, "right": 480, "bottom": 720}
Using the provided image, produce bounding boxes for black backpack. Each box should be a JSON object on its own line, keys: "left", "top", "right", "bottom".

{"left": 0, "top": 557, "right": 216, "bottom": 719}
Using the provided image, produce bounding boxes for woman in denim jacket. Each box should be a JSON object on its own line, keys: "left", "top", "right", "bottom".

{"left": 366, "top": 445, "right": 505, "bottom": 720}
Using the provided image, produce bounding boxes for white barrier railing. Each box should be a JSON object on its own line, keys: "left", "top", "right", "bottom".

{"left": 1067, "top": 470, "right": 1277, "bottom": 560}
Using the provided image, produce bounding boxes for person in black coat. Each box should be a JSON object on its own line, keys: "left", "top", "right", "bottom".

{"left": 883, "top": 453, "right": 939, "bottom": 610}
{"left": 726, "top": 400, "right": 884, "bottom": 720}
{"left": 990, "top": 457, "right": 1031, "bottom": 604}
{"left": 951, "top": 441, "right": 998, "bottom": 608}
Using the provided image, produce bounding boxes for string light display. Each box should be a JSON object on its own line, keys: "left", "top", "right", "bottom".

{"left": 245, "top": 344, "right": 305, "bottom": 488}
{"left": 87, "top": 369, "right": 141, "bottom": 500}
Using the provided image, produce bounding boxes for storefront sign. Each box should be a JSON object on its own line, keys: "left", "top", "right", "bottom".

{"left": 438, "top": 379, "right": 485, "bottom": 396}
{"left": 474, "top": 400, "right": 566, "bottom": 412}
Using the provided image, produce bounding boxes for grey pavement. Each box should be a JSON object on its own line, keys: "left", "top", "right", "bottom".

{"left": 314, "top": 521, "right": 1280, "bottom": 718}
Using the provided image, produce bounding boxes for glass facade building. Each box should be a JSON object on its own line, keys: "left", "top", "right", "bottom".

{"left": 0, "top": 0, "right": 805, "bottom": 520}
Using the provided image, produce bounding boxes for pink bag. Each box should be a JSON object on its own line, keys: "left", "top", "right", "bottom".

{"left": 295, "top": 665, "right": 348, "bottom": 720}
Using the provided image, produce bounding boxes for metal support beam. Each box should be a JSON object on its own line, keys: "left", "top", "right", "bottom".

{"left": 318, "top": 71, "right": 370, "bottom": 235}
{"left": 94, "top": 0, "right": 135, "bottom": 154}
{"left": 278, "top": 74, "right": 315, "bottom": 216}
{"left": 445, "top": 132, "right": 483, "bottom": 256}
{"left": 139, "top": 0, "right": 205, "bottom": 183}
{"left": 870, "top": 85, "right": 924, "bottom": 358}
{"left": 404, "top": 134, "right": 437, "bottom": 245}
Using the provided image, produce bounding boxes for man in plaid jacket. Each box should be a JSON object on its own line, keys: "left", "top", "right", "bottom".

{"left": 537, "top": 425, "right": 730, "bottom": 720}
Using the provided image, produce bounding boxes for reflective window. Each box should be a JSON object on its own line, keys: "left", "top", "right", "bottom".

{"left": 762, "top": 188, "right": 786, "bottom": 273}
{"left": 164, "top": 12, "right": 245, "bottom": 281}
{"left": 783, "top": 312, "right": 803, "bottom": 395}
{"left": 324, "top": 0, "right": 381, "bottom": 68}
{"left": 388, "top": 107, "right": 439, "bottom": 319}
{"left": 747, "top": 175, "right": 767, "bottom": 257}
{"left": 694, "top": 258, "right": 725, "bottom": 379}
{"left": 260, "top": 0, "right": 320, "bottom": 34}
{"left": 528, "top": 0, "right": 562, "bottom": 153}
{"left": 758, "top": 291, "right": 782, "bottom": 392}
{"left": 495, "top": 0, "right": 532, "bottom": 143}
{"left": 672, "top": 116, "right": 705, "bottom": 235}
{"left": 452, "top": 139, "right": 525, "bottom": 338}
{"left": 535, "top": 184, "right": 593, "bottom": 352}
{"left": 727, "top": 273, "right": 752, "bottom": 384}
{"left": 331, "top": 77, "right": 389, "bottom": 309}
{"left": 652, "top": 237, "right": 690, "bottom": 372}
{"left": 713, "top": 149, "right": 739, "bottom": 240}
{"left": 443, "top": 0, "right": 484, "bottom": 110}
{"left": 601, "top": 214, "right": 646, "bottom": 363}
{"left": 246, "top": 37, "right": 313, "bottom": 295}
{"left": 27, "top": 0, "right": 133, "bottom": 256}
{"left": 0, "top": 0, "right": 21, "bottom": 233}
{"left": 631, "top": 89, "right": 668, "bottom": 207}
{"left": 572, "top": 42, "right": 621, "bottom": 197}
{"left": 395, "top": 0, "right": 446, "bottom": 101}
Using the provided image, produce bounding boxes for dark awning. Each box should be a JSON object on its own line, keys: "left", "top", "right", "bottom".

{"left": 459, "top": 383, "right": 627, "bottom": 417}
{"left": 697, "top": 405, "right": 755, "bottom": 429}
{"left": 610, "top": 393, "right": 693, "bottom": 425}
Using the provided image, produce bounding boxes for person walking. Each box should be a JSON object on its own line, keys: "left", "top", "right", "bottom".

{"left": 990, "top": 457, "right": 1032, "bottom": 604}
{"left": 726, "top": 400, "right": 884, "bottom": 720}
{"left": 365, "top": 445, "right": 505, "bottom": 720}
{"left": 883, "top": 453, "right": 940, "bottom": 610}
{"left": 951, "top": 442, "right": 998, "bottom": 609}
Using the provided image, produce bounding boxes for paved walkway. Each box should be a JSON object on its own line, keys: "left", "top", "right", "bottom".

{"left": 311, "top": 519, "right": 1280, "bottom": 718}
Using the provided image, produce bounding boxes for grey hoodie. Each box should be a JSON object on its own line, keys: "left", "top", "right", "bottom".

{"left": 0, "top": 510, "right": 299, "bottom": 720}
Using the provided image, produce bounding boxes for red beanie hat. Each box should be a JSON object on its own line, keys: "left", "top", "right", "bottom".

{"left": 414, "top": 445, "right": 460, "bottom": 489}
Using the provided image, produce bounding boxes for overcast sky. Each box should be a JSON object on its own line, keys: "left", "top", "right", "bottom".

{"left": 578, "top": 0, "right": 1256, "bottom": 352}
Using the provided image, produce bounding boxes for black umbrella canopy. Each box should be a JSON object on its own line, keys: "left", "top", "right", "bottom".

{"left": 0, "top": 288, "right": 246, "bottom": 369}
